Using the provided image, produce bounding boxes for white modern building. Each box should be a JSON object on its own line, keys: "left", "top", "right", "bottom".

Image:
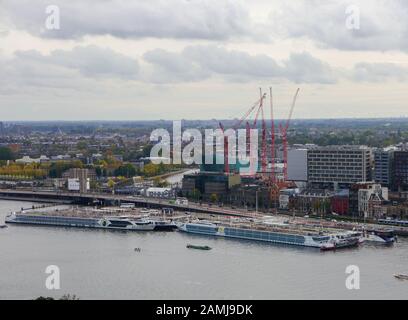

{"left": 145, "top": 187, "right": 175, "bottom": 198}
{"left": 308, "top": 146, "right": 372, "bottom": 185}
{"left": 287, "top": 149, "right": 308, "bottom": 182}
{"left": 68, "top": 178, "right": 81, "bottom": 191}
{"left": 15, "top": 155, "right": 49, "bottom": 164}
{"left": 67, "top": 177, "right": 90, "bottom": 192}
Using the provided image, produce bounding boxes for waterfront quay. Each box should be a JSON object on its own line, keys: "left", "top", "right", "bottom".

{"left": 5, "top": 203, "right": 399, "bottom": 251}
{"left": 2, "top": 188, "right": 408, "bottom": 237}
{"left": 0, "top": 188, "right": 256, "bottom": 218}
{"left": 5, "top": 203, "right": 406, "bottom": 248}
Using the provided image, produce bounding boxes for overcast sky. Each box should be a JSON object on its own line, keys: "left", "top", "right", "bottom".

{"left": 1, "top": 0, "right": 408, "bottom": 120}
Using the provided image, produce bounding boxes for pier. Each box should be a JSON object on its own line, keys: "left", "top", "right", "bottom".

{"left": 0, "top": 189, "right": 258, "bottom": 218}
{"left": 2, "top": 188, "right": 408, "bottom": 236}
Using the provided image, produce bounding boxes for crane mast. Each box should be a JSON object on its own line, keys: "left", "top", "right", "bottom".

{"left": 260, "top": 90, "right": 267, "bottom": 174}
{"left": 217, "top": 87, "right": 299, "bottom": 182}
{"left": 270, "top": 87, "right": 275, "bottom": 183}
{"left": 280, "top": 88, "right": 300, "bottom": 181}
{"left": 218, "top": 93, "right": 266, "bottom": 174}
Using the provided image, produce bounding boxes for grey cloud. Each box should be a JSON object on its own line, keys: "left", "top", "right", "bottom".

{"left": 3, "top": 44, "right": 408, "bottom": 96}
{"left": 352, "top": 62, "right": 408, "bottom": 82}
{"left": 143, "top": 45, "right": 337, "bottom": 84}
{"left": 2, "top": 0, "right": 254, "bottom": 41}
{"left": 0, "top": 45, "right": 140, "bottom": 97}
{"left": 143, "top": 49, "right": 210, "bottom": 83}
{"left": 183, "top": 46, "right": 283, "bottom": 78}
{"left": 14, "top": 46, "right": 139, "bottom": 79}
{"left": 0, "top": 54, "right": 93, "bottom": 94}
{"left": 283, "top": 52, "right": 337, "bottom": 84}
{"left": 3, "top": 0, "right": 408, "bottom": 53}
{"left": 1, "top": 45, "right": 337, "bottom": 92}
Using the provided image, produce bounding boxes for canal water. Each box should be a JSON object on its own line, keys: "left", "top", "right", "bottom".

{"left": 165, "top": 169, "right": 199, "bottom": 186}
{"left": 1, "top": 200, "right": 408, "bottom": 300}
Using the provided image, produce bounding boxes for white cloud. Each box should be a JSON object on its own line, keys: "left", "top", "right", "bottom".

{"left": 269, "top": 0, "right": 408, "bottom": 51}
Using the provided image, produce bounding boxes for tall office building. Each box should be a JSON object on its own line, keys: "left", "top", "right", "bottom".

{"left": 374, "top": 148, "right": 394, "bottom": 187}
{"left": 307, "top": 146, "right": 372, "bottom": 186}
{"left": 393, "top": 151, "right": 408, "bottom": 191}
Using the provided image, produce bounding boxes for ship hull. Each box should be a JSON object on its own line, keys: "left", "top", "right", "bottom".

{"left": 320, "top": 238, "right": 360, "bottom": 251}
{"left": 178, "top": 223, "right": 331, "bottom": 249}
{"left": 6, "top": 214, "right": 157, "bottom": 231}
{"left": 153, "top": 224, "right": 178, "bottom": 231}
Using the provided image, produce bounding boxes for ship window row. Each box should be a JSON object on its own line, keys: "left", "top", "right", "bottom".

{"left": 187, "top": 225, "right": 217, "bottom": 233}
{"left": 109, "top": 221, "right": 132, "bottom": 227}
{"left": 225, "top": 228, "right": 305, "bottom": 243}
{"left": 312, "top": 236, "right": 330, "bottom": 242}
{"left": 17, "top": 216, "right": 97, "bottom": 225}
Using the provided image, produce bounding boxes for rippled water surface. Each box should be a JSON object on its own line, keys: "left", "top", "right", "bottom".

{"left": 1, "top": 200, "right": 407, "bottom": 300}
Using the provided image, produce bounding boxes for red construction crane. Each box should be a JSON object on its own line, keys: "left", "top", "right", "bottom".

{"left": 244, "top": 89, "right": 267, "bottom": 176}
{"left": 260, "top": 95, "right": 267, "bottom": 174}
{"left": 269, "top": 87, "right": 276, "bottom": 183}
{"left": 279, "top": 88, "right": 300, "bottom": 181}
{"left": 218, "top": 92, "right": 266, "bottom": 174}
{"left": 245, "top": 121, "right": 251, "bottom": 157}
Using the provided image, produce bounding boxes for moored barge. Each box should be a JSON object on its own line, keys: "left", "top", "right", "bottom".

{"left": 178, "top": 221, "right": 360, "bottom": 250}
{"left": 5, "top": 212, "right": 176, "bottom": 232}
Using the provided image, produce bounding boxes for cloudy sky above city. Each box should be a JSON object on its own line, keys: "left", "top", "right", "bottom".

{"left": 1, "top": 0, "right": 408, "bottom": 120}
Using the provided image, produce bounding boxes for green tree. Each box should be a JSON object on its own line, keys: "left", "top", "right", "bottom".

{"left": 142, "top": 144, "right": 153, "bottom": 157}
{"left": 48, "top": 160, "right": 84, "bottom": 178}
{"left": 154, "top": 177, "right": 169, "bottom": 187}
{"left": 210, "top": 193, "right": 218, "bottom": 203}
{"left": 191, "top": 188, "right": 201, "bottom": 201}
{"left": 107, "top": 179, "right": 116, "bottom": 189}
{"left": 143, "top": 163, "right": 160, "bottom": 177}
{"left": 114, "top": 163, "right": 136, "bottom": 178}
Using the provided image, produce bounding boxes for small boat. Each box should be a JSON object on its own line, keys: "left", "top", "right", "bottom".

{"left": 99, "top": 217, "right": 156, "bottom": 231}
{"left": 186, "top": 244, "right": 212, "bottom": 251}
{"left": 320, "top": 234, "right": 360, "bottom": 251}
{"left": 0, "top": 224, "right": 7, "bottom": 229}
{"left": 143, "top": 219, "right": 178, "bottom": 231}
{"left": 362, "top": 229, "right": 396, "bottom": 244}
{"left": 394, "top": 274, "right": 408, "bottom": 280}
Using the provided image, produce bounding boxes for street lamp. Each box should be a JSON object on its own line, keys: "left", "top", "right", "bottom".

{"left": 256, "top": 190, "right": 259, "bottom": 214}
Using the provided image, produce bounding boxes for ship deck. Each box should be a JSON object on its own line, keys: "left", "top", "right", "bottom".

{"left": 11, "top": 206, "right": 352, "bottom": 237}
{"left": 185, "top": 219, "right": 350, "bottom": 237}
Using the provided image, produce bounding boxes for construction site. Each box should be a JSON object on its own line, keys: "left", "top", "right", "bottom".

{"left": 181, "top": 88, "right": 301, "bottom": 212}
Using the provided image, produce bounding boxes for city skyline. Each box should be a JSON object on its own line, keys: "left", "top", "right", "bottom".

{"left": 2, "top": 0, "right": 408, "bottom": 304}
